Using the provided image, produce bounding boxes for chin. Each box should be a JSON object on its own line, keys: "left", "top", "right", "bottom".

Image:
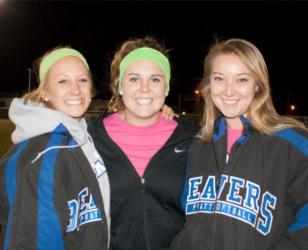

{"left": 138, "top": 111, "right": 160, "bottom": 118}
{"left": 67, "top": 111, "right": 85, "bottom": 119}
{"left": 223, "top": 114, "right": 240, "bottom": 119}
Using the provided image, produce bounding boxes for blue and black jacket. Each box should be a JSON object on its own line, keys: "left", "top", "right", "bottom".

{"left": 171, "top": 117, "right": 308, "bottom": 250}
{"left": 0, "top": 124, "right": 108, "bottom": 250}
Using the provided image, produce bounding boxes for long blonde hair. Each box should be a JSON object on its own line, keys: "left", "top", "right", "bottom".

{"left": 108, "top": 36, "right": 170, "bottom": 112}
{"left": 200, "top": 38, "right": 306, "bottom": 141}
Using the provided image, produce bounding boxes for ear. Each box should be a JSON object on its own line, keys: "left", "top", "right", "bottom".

{"left": 255, "top": 84, "right": 259, "bottom": 92}
{"left": 165, "top": 90, "right": 169, "bottom": 97}
{"left": 40, "top": 89, "right": 49, "bottom": 102}
{"left": 119, "top": 85, "right": 124, "bottom": 96}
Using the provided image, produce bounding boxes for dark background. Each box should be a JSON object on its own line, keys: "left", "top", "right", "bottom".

{"left": 0, "top": 0, "right": 307, "bottom": 115}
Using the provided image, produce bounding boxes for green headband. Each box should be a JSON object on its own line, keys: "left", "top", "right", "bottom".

{"left": 39, "top": 48, "right": 89, "bottom": 81}
{"left": 119, "top": 47, "right": 171, "bottom": 90}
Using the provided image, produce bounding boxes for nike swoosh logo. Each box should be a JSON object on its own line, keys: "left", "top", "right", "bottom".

{"left": 174, "top": 147, "right": 186, "bottom": 153}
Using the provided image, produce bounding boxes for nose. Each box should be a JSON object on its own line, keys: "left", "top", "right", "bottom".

{"left": 224, "top": 80, "right": 236, "bottom": 96}
{"left": 70, "top": 81, "right": 81, "bottom": 95}
{"left": 140, "top": 79, "right": 150, "bottom": 92}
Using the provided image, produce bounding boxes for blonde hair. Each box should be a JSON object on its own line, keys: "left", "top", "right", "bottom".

{"left": 108, "top": 36, "right": 170, "bottom": 112}
{"left": 22, "top": 46, "right": 94, "bottom": 105}
{"left": 200, "top": 38, "right": 306, "bottom": 141}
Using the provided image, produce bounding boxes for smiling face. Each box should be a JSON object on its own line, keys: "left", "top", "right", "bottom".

{"left": 210, "top": 53, "right": 258, "bottom": 128}
{"left": 119, "top": 60, "right": 168, "bottom": 125}
{"left": 42, "top": 56, "right": 92, "bottom": 120}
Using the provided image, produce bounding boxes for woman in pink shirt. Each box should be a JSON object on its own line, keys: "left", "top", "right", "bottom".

{"left": 89, "top": 36, "right": 198, "bottom": 250}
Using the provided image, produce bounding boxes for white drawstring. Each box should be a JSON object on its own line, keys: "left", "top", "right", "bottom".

{"left": 31, "top": 139, "right": 88, "bottom": 164}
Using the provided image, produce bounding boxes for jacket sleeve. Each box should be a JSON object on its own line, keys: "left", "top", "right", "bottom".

{"left": 0, "top": 160, "right": 7, "bottom": 225}
{"left": 0, "top": 158, "right": 9, "bottom": 247}
{"left": 3, "top": 145, "right": 67, "bottom": 250}
{"left": 270, "top": 130, "right": 308, "bottom": 250}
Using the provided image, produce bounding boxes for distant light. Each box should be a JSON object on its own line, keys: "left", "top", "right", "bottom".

{"left": 290, "top": 105, "right": 296, "bottom": 111}
{"left": 194, "top": 89, "right": 200, "bottom": 95}
{"left": 181, "top": 111, "right": 186, "bottom": 115}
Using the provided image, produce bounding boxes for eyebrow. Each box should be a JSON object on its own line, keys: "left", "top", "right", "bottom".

{"left": 151, "top": 74, "right": 164, "bottom": 78}
{"left": 211, "top": 72, "right": 251, "bottom": 76}
{"left": 56, "top": 73, "right": 88, "bottom": 77}
{"left": 127, "top": 73, "right": 164, "bottom": 77}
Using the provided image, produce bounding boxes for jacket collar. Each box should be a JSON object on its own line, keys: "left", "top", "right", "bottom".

{"left": 213, "top": 115, "right": 254, "bottom": 144}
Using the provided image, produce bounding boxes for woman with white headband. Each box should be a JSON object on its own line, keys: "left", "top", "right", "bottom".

{"left": 89, "top": 36, "right": 198, "bottom": 250}
{"left": 0, "top": 47, "right": 110, "bottom": 250}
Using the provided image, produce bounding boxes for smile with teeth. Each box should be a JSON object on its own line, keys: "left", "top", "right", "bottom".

{"left": 136, "top": 98, "right": 152, "bottom": 105}
{"left": 65, "top": 99, "right": 83, "bottom": 105}
{"left": 222, "top": 99, "right": 238, "bottom": 105}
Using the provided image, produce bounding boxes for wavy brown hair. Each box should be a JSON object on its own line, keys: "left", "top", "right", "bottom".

{"left": 200, "top": 38, "right": 306, "bottom": 141}
{"left": 108, "top": 36, "right": 170, "bottom": 112}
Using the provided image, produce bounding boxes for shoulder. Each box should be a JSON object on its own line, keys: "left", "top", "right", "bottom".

{"left": 192, "top": 135, "right": 210, "bottom": 148}
{"left": 1, "top": 128, "right": 71, "bottom": 172}
{"left": 272, "top": 128, "right": 308, "bottom": 157}
{"left": 175, "top": 116, "right": 200, "bottom": 136}
{"left": 0, "top": 135, "right": 48, "bottom": 179}
{"left": 1, "top": 134, "right": 50, "bottom": 162}
{"left": 87, "top": 112, "right": 113, "bottom": 133}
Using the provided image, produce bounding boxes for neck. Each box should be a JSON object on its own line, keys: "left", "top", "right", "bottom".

{"left": 119, "top": 111, "right": 161, "bottom": 126}
{"left": 226, "top": 117, "right": 243, "bottom": 129}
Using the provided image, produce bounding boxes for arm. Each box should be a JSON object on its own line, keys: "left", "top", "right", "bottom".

{"left": 0, "top": 158, "right": 9, "bottom": 248}
{"left": 161, "top": 104, "right": 179, "bottom": 120}
{"left": 3, "top": 150, "right": 67, "bottom": 250}
{"left": 270, "top": 131, "right": 308, "bottom": 249}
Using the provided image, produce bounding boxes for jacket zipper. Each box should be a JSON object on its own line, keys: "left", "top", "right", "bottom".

{"left": 141, "top": 177, "right": 151, "bottom": 250}
{"left": 211, "top": 136, "right": 244, "bottom": 250}
{"left": 211, "top": 141, "right": 224, "bottom": 250}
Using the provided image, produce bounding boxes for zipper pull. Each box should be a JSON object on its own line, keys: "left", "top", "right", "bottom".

{"left": 216, "top": 176, "right": 220, "bottom": 192}
{"left": 141, "top": 178, "right": 146, "bottom": 193}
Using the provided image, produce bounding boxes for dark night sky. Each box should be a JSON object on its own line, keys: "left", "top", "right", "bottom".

{"left": 0, "top": 1, "right": 307, "bottom": 115}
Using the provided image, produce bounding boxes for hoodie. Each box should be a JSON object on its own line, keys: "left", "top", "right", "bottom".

{"left": 0, "top": 98, "right": 110, "bottom": 250}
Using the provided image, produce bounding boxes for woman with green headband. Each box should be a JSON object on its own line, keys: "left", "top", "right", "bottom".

{"left": 0, "top": 46, "right": 110, "bottom": 250}
{"left": 89, "top": 36, "right": 198, "bottom": 250}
